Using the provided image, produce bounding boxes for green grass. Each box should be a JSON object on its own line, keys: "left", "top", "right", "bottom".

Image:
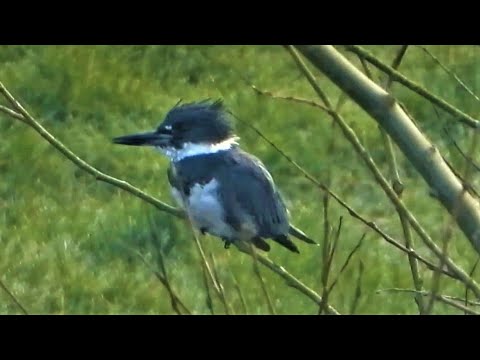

{"left": 1, "top": 45, "right": 480, "bottom": 314}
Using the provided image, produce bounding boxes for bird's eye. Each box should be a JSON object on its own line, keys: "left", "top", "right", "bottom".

{"left": 157, "top": 125, "right": 172, "bottom": 135}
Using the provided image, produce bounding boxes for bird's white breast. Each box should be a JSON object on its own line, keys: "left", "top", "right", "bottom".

{"left": 171, "top": 179, "right": 234, "bottom": 239}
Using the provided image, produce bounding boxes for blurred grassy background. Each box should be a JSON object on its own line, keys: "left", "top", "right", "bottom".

{"left": 1, "top": 45, "right": 479, "bottom": 314}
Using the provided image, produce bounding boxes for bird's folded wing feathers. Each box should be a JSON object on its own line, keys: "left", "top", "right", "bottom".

{"left": 217, "top": 152, "right": 290, "bottom": 238}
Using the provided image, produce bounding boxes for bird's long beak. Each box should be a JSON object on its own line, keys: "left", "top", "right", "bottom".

{"left": 112, "top": 131, "right": 172, "bottom": 147}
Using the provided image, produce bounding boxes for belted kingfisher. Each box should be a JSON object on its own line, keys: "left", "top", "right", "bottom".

{"left": 113, "top": 99, "right": 310, "bottom": 254}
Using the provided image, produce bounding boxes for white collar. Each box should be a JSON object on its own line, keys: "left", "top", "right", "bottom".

{"left": 156, "top": 137, "right": 238, "bottom": 162}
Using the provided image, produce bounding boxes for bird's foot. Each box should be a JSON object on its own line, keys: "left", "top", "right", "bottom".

{"left": 222, "top": 238, "right": 232, "bottom": 249}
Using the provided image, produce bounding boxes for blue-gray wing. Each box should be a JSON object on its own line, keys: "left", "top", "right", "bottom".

{"left": 217, "top": 150, "right": 290, "bottom": 239}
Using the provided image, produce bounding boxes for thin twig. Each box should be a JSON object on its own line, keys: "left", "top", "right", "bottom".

{"left": 425, "top": 153, "right": 459, "bottom": 313}
{"left": 250, "top": 86, "right": 455, "bottom": 280}
{"left": 201, "top": 266, "right": 215, "bottom": 315}
{"left": 234, "top": 241, "right": 339, "bottom": 315}
{"left": 350, "top": 261, "right": 364, "bottom": 314}
{"left": 133, "top": 250, "right": 191, "bottom": 315}
{"left": 378, "top": 288, "right": 480, "bottom": 306}
{"left": 189, "top": 231, "right": 225, "bottom": 307}
{"left": 444, "top": 127, "right": 480, "bottom": 173}
{"left": 465, "top": 257, "right": 480, "bottom": 314}
{"left": 231, "top": 271, "right": 248, "bottom": 314}
{"left": 327, "top": 217, "right": 343, "bottom": 281}
{"left": 327, "top": 233, "right": 365, "bottom": 294}
{"left": 440, "top": 125, "right": 480, "bottom": 199}
{"left": 148, "top": 218, "right": 190, "bottom": 315}
{"left": 319, "top": 216, "right": 343, "bottom": 314}
{"left": 321, "top": 192, "right": 331, "bottom": 287}
{"left": 249, "top": 243, "right": 276, "bottom": 315}
{"left": 417, "top": 46, "right": 480, "bottom": 103}
{"left": 284, "top": 47, "right": 480, "bottom": 298}
{"left": 378, "top": 288, "right": 480, "bottom": 315}
{"left": 372, "top": 45, "right": 425, "bottom": 314}
{"left": 0, "top": 83, "right": 183, "bottom": 218}
{"left": 0, "top": 104, "right": 28, "bottom": 123}
{"left": 181, "top": 190, "right": 236, "bottom": 313}
{"left": 398, "top": 213, "right": 425, "bottom": 313}
{"left": 386, "top": 45, "right": 409, "bottom": 89}
{"left": 177, "top": 190, "right": 225, "bottom": 307}
{"left": 317, "top": 91, "right": 346, "bottom": 315}
{"left": 210, "top": 253, "right": 232, "bottom": 315}
{"left": 343, "top": 45, "right": 480, "bottom": 129}
{"left": 251, "top": 86, "right": 333, "bottom": 114}
{"left": 0, "top": 278, "right": 29, "bottom": 315}
{"left": 427, "top": 124, "right": 480, "bottom": 314}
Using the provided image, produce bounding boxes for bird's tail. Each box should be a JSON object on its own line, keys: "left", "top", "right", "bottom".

{"left": 289, "top": 225, "right": 319, "bottom": 245}
{"left": 273, "top": 235, "right": 300, "bottom": 254}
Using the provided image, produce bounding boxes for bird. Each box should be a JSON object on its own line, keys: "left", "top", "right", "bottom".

{"left": 112, "top": 99, "right": 315, "bottom": 254}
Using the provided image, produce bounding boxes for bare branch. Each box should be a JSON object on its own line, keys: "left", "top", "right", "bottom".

{"left": 231, "top": 271, "right": 248, "bottom": 314}
{"left": 210, "top": 253, "right": 232, "bottom": 315}
{"left": 343, "top": 45, "right": 480, "bottom": 129}
{"left": 466, "top": 257, "right": 480, "bottom": 315}
{"left": 377, "top": 45, "right": 425, "bottom": 314}
{"left": 251, "top": 85, "right": 332, "bottom": 114}
{"left": 444, "top": 127, "right": 480, "bottom": 173}
{"left": 292, "top": 45, "right": 480, "bottom": 297}
{"left": 350, "top": 261, "right": 364, "bottom": 314}
{"left": 417, "top": 46, "right": 480, "bottom": 103}
{"left": 235, "top": 241, "right": 339, "bottom": 315}
{"left": 0, "top": 104, "right": 28, "bottom": 123}
{"left": 318, "top": 215, "right": 342, "bottom": 314}
{"left": 133, "top": 250, "right": 191, "bottom": 315}
{"left": 386, "top": 45, "right": 409, "bottom": 89}
{"left": 0, "top": 277, "right": 28, "bottom": 315}
{"left": 427, "top": 123, "right": 480, "bottom": 314}
{"left": 249, "top": 243, "right": 276, "bottom": 315}
{"left": 201, "top": 266, "right": 215, "bottom": 315}
{"left": 378, "top": 288, "right": 480, "bottom": 315}
{"left": 251, "top": 85, "right": 456, "bottom": 281}
{"left": 327, "top": 233, "right": 365, "bottom": 294}
{"left": 148, "top": 218, "right": 191, "bottom": 315}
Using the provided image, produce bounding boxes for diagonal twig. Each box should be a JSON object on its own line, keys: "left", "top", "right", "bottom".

{"left": 350, "top": 261, "right": 364, "bottom": 314}
{"left": 286, "top": 45, "right": 480, "bottom": 298}
{"left": 209, "top": 253, "right": 232, "bottom": 315}
{"left": 465, "top": 257, "right": 480, "bottom": 314}
{"left": 231, "top": 271, "right": 248, "bottom": 314}
{"left": 360, "top": 45, "right": 425, "bottom": 314}
{"left": 417, "top": 45, "right": 480, "bottom": 104}
{"left": 133, "top": 250, "right": 191, "bottom": 315}
{"left": 327, "top": 233, "right": 365, "bottom": 294}
{"left": 344, "top": 45, "right": 480, "bottom": 129}
{"left": 249, "top": 243, "right": 276, "bottom": 315}
{"left": 378, "top": 288, "right": 480, "bottom": 315}
{"left": 250, "top": 85, "right": 455, "bottom": 281}
{"left": 0, "top": 278, "right": 29, "bottom": 315}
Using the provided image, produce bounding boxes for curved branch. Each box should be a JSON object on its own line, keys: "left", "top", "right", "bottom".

{"left": 0, "top": 81, "right": 338, "bottom": 315}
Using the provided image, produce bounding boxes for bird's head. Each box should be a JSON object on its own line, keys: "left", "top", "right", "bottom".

{"left": 112, "top": 99, "right": 238, "bottom": 162}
